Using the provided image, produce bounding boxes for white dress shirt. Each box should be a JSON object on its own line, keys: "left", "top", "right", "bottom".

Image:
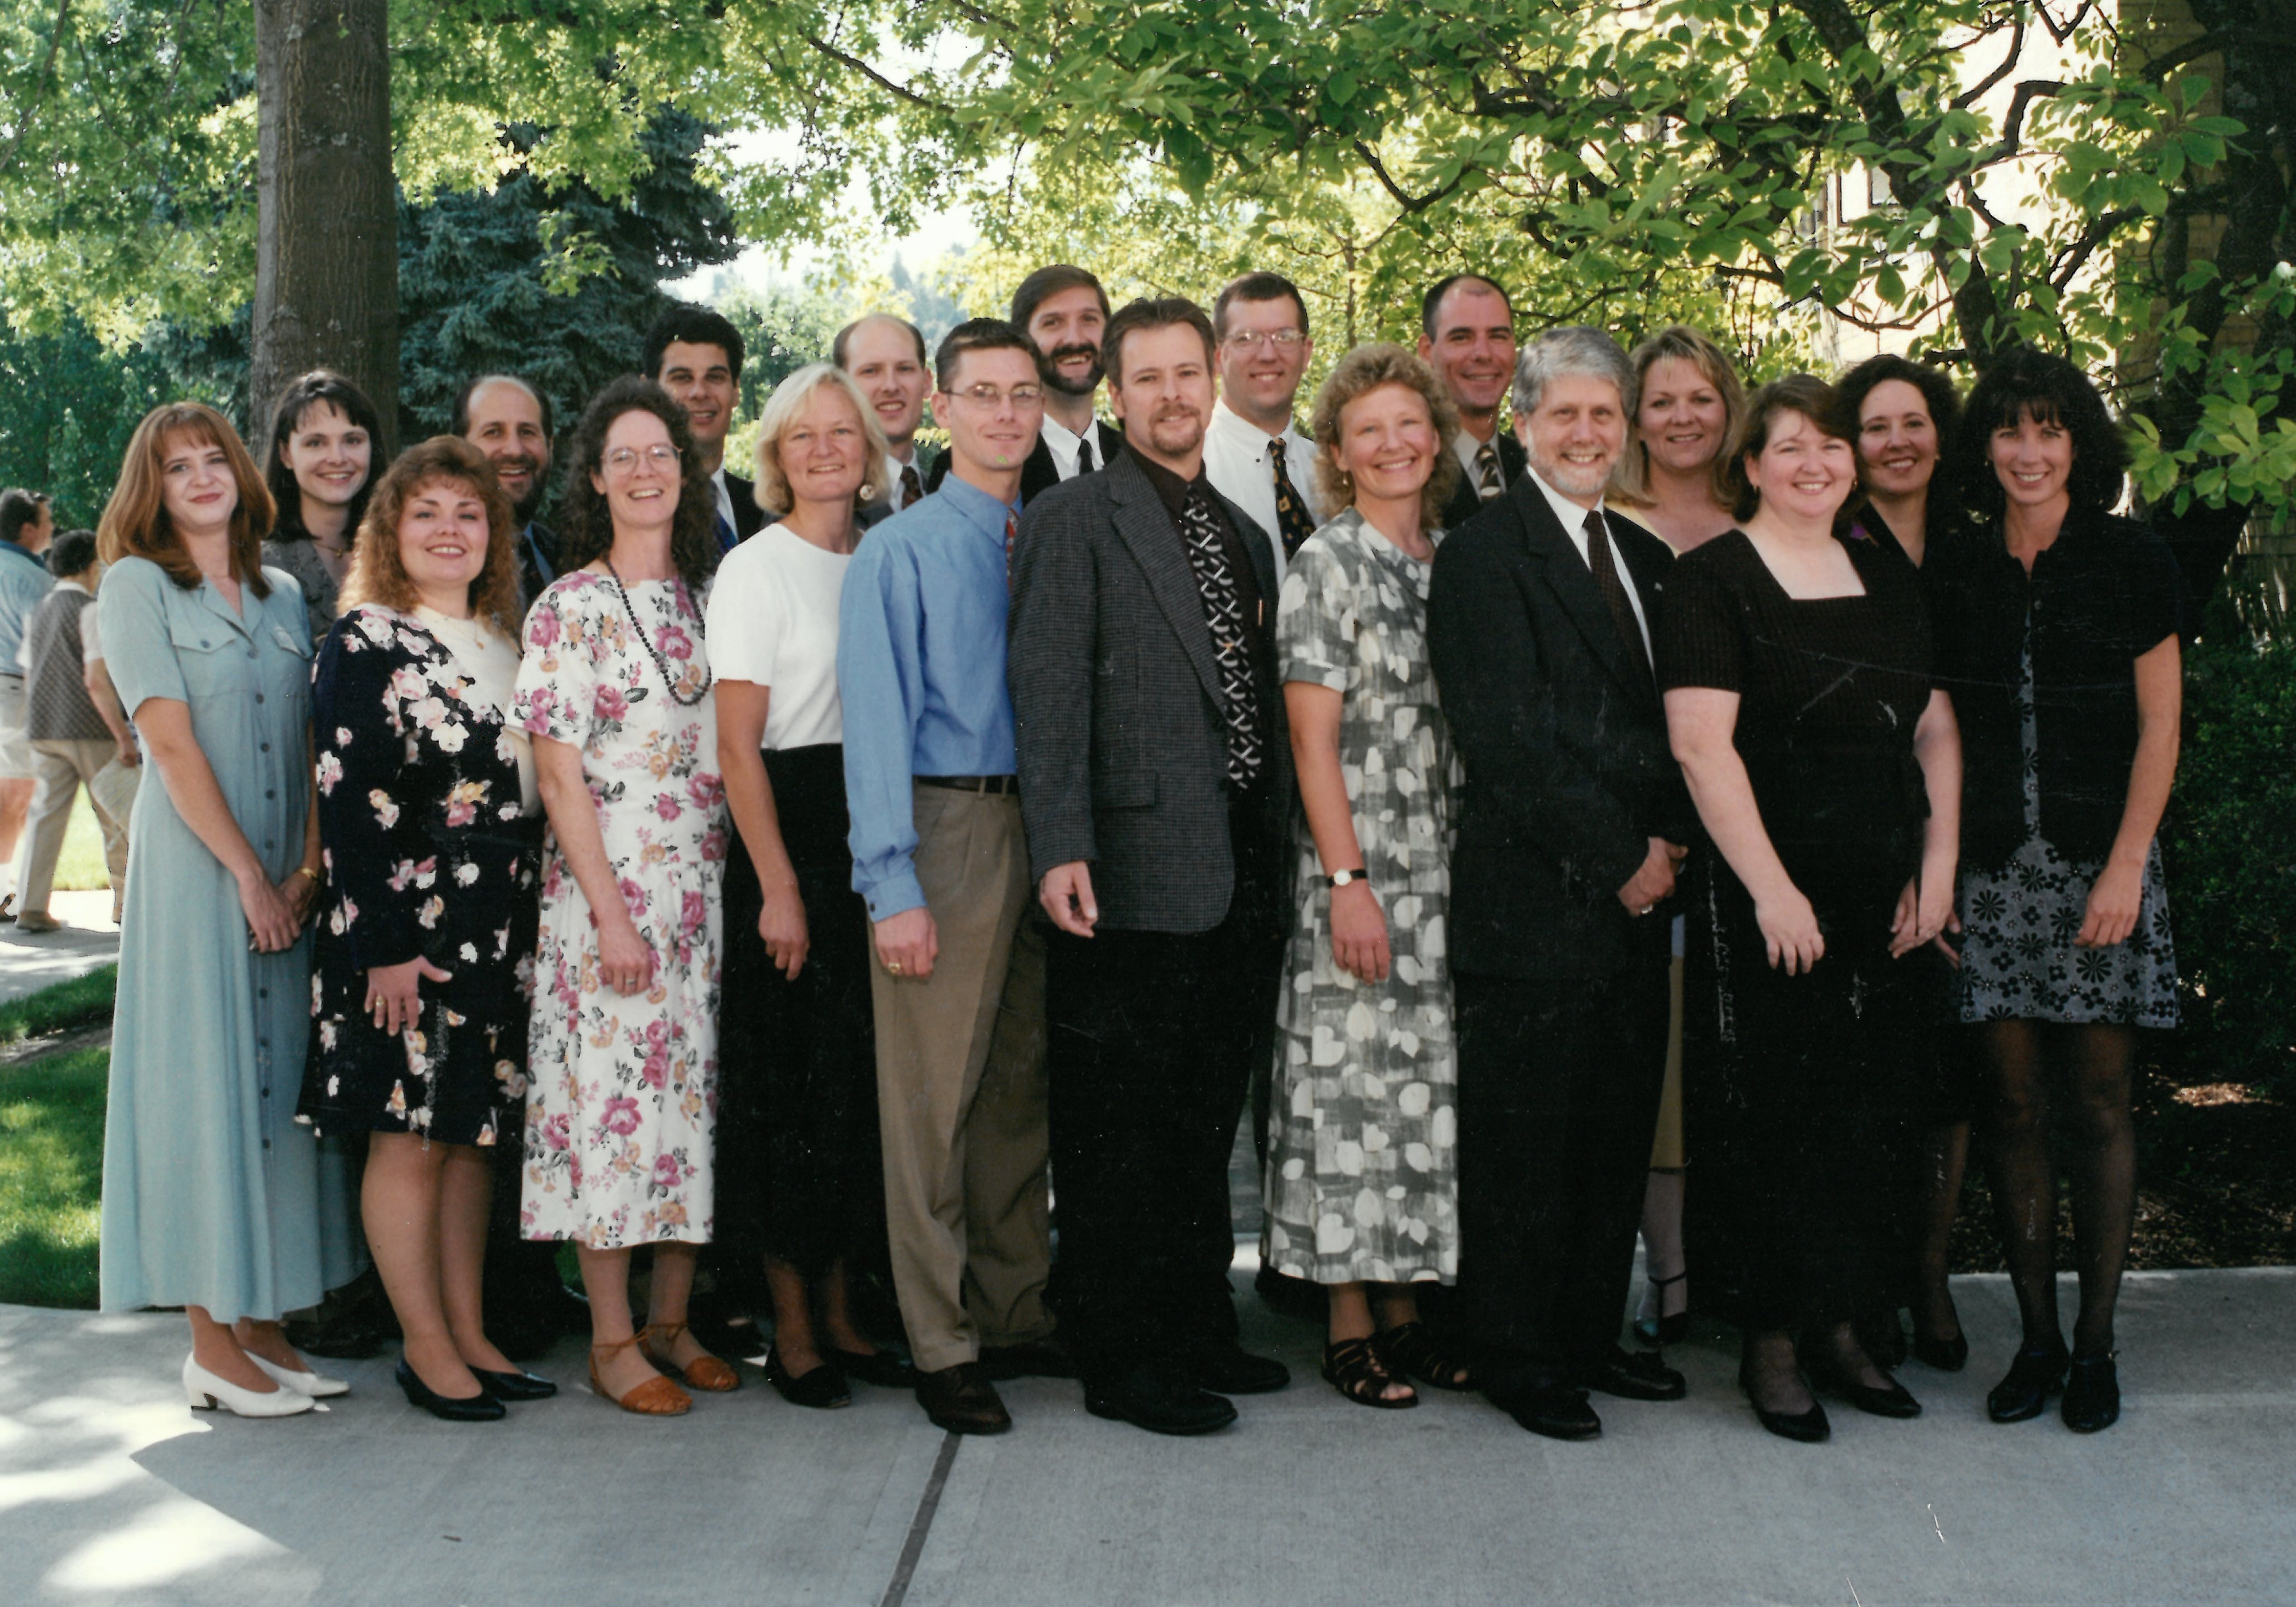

{"left": 1524, "top": 464, "right": 1651, "bottom": 657}
{"left": 1203, "top": 397, "right": 1326, "bottom": 591}
{"left": 1040, "top": 415, "right": 1106, "bottom": 481}
{"left": 709, "top": 466, "right": 739, "bottom": 540}
{"left": 883, "top": 444, "right": 927, "bottom": 513}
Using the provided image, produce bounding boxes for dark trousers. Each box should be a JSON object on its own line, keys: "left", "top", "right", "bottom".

{"left": 1455, "top": 961, "right": 1670, "bottom": 1396}
{"left": 1044, "top": 795, "right": 1285, "bottom": 1380}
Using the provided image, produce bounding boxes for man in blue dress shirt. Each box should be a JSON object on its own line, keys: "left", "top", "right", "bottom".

{"left": 838, "top": 319, "right": 1062, "bottom": 1436}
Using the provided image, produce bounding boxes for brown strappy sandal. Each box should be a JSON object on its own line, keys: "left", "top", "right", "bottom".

{"left": 589, "top": 1334, "right": 692, "bottom": 1416}
{"left": 1322, "top": 1335, "right": 1418, "bottom": 1409}
{"left": 638, "top": 1321, "right": 741, "bottom": 1392}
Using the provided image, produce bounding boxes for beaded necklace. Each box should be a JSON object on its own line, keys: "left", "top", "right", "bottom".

{"left": 602, "top": 559, "right": 711, "bottom": 707}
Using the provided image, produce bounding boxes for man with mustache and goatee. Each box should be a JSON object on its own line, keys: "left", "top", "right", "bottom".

{"left": 934, "top": 266, "right": 1127, "bottom": 504}
{"left": 1009, "top": 297, "right": 1293, "bottom": 1436}
{"left": 456, "top": 374, "right": 560, "bottom": 613}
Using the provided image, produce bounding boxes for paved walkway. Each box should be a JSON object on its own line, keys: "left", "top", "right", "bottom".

{"left": 3, "top": 1266, "right": 2293, "bottom": 1606}
{"left": 0, "top": 889, "right": 118, "bottom": 1005}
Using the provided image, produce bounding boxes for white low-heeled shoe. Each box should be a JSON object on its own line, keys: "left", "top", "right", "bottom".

{"left": 249, "top": 1353, "right": 351, "bottom": 1398}
{"left": 183, "top": 1353, "right": 316, "bottom": 1418}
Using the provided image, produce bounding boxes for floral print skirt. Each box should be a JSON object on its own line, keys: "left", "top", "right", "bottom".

{"left": 1958, "top": 837, "right": 2177, "bottom": 1028}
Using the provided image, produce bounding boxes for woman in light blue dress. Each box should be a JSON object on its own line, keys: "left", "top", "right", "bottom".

{"left": 96, "top": 402, "right": 360, "bottom": 1419}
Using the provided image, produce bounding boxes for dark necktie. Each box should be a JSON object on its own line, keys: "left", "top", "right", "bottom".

{"left": 1175, "top": 486, "right": 1263, "bottom": 785}
{"left": 1004, "top": 509, "right": 1019, "bottom": 592}
{"left": 899, "top": 464, "right": 922, "bottom": 510}
{"left": 1075, "top": 433, "right": 1096, "bottom": 477}
{"left": 1583, "top": 509, "right": 1647, "bottom": 672}
{"left": 1476, "top": 442, "right": 1505, "bottom": 501}
{"left": 1267, "top": 437, "right": 1317, "bottom": 558}
{"left": 714, "top": 511, "right": 737, "bottom": 552}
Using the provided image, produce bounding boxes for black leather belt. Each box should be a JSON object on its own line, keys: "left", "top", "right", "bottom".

{"left": 916, "top": 774, "right": 1018, "bottom": 796}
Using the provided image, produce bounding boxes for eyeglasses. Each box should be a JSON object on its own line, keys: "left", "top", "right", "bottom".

{"left": 949, "top": 384, "right": 1044, "bottom": 409}
{"left": 603, "top": 444, "right": 680, "bottom": 471}
{"left": 1223, "top": 330, "right": 1305, "bottom": 352}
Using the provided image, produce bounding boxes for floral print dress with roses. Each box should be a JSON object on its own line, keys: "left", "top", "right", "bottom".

{"left": 298, "top": 605, "right": 541, "bottom": 1147}
{"left": 513, "top": 571, "right": 726, "bottom": 1248}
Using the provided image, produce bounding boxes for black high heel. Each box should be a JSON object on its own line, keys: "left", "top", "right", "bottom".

{"left": 1632, "top": 1271, "right": 1689, "bottom": 1347}
{"left": 1911, "top": 1329, "right": 1969, "bottom": 1372}
{"left": 1807, "top": 1358, "right": 1922, "bottom": 1419}
{"left": 1737, "top": 1362, "right": 1830, "bottom": 1443}
{"left": 2061, "top": 1352, "right": 2120, "bottom": 1432}
{"left": 396, "top": 1357, "right": 506, "bottom": 1422}
{"left": 1986, "top": 1339, "right": 2070, "bottom": 1423}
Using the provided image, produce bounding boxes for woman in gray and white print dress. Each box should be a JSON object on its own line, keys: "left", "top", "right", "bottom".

{"left": 1262, "top": 343, "right": 1471, "bottom": 1410}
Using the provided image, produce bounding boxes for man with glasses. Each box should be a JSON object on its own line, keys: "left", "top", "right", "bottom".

{"left": 1203, "top": 272, "right": 1326, "bottom": 588}
{"left": 838, "top": 319, "right": 1064, "bottom": 1438}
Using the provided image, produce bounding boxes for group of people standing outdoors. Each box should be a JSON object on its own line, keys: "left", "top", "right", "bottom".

{"left": 88, "top": 263, "right": 2184, "bottom": 1449}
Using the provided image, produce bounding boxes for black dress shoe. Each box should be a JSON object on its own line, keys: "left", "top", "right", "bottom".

{"left": 765, "top": 1350, "right": 852, "bottom": 1409}
{"left": 1737, "top": 1365, "right": 1829, "bottom": 1443}
{"left": 1574, "top": 1347, "right": 1687, "bottom": 1401}
{"left": 917, "top": 1362, "right": 1010, "bottom": 1434}
{"left": 1987, "top": 1340, "right": 2070, "bottom": 1423}
{"left": 978, "top": 1335, "right": 1077, "bottom": 1381}
{"left": 1179, "top": 1338, "right": 1290, "bottom": 1395}
{"left": 1084, "top": 1360, "right": 1238, "bottom": 1436}
{"left": 2061, "top": 1352, "right": 2120, "bottom": 1432}
{"left": 396, "top": 1357, "right": 506, "bottom": 1422}
{"left": 1911, "top": 1329, "right": 1970, "bottom": 1372}
{"left": 1496, "top": 1381, "right": 1601, "bottom": 1441}
{"left": 471, "top": 1366, "right": 559, "bottom": 1401}
{"left": 1809, "top": 1362, "right": 1921, "bottom": 1419}
{"left": 829, "top": 1347, "right": 918, "bottom": 1389}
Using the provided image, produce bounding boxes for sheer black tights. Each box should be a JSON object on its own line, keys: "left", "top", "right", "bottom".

{"left": 1977, "top": 1019, "right": 2136, "bottom": 1359}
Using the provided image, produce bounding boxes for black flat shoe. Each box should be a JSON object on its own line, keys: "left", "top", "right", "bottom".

{"left": 1495, "top": 1381, "right": 1602, "bottom": 1441}
{"left": 1573, "top": 1346, "right": 1687, "bottom": 1402}
{"left": 763, "top": 1349, "right": 852, "bottom": 1409}
{"left": 471, "top": 1366, "right": 559, "bottom": 1401}
{"left": 395, "top": 1357, "right": 506, "bottom": 1422}
{"left": 1911, "top": 1329, "right": 1969, "bottom": 1372}
{"left": 1809, "top": 1362, "right": 1922, "bottom": 1419}
{"left": 1737, "top": 1365, "right": 1829, "bottom": 1443}
{"left": 1178, "top": 1337, "right": 1289, "bottom": 1395}
{"left": 1084, "top": 1360, "right": 1236, "bottom": 1436}
{"left": 1987, "top": 1340, "right": 2070, "bottom": 1423}
{"left": 2061, "top": 1352, "right": 2120, "bottom": 1433}
{"left": 829, "top": 1347, "right": 917, "bottom": 1389}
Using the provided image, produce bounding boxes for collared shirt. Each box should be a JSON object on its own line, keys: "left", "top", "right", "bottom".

{"left": 1449, "top": 425, "right": 1504, "bottom": 493}
{"left": 1040, "top": 415, "right": 1103, "bottom": 481}
{"left": 837, "top": 473, "right": 1023, "bottom": 920}
{"left": 883, "top": 444, "right": 926, "bottom": 513}
{"left": 1203, "top": 397, "right": 1325, "bottom": 591}
{"left": 1526, "top": 464, "right": 1650, "bottom": 657}
{"left": 0, "top": 541, "right": 53, "bottom": 675}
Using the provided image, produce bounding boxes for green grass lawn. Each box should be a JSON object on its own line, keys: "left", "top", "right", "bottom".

{"left": 0, "top": 968, "right": 117, "bottom": 1307}
{"left": 53, "top": 792, "right": 113, "bottom": 892}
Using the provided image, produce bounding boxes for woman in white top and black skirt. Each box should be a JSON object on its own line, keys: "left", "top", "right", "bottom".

{"left": 709, "top": 363, "right": 912, "bottom": 1407}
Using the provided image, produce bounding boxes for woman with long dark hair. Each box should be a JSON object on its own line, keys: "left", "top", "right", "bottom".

{"left": 261, "top": 370, "right": 382, "bottom": 644}
{"left": 1930, "top": 347, "right": 2183, "bottom": 1434}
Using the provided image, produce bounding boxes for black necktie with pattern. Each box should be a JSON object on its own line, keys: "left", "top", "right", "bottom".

{"left": 1075, "top": 433, "right": 1096, "bottom": 477}
{"left": 1267, "top": 437, "right": 1317, "bottom": 557}
{"left": 899, "top": 464, "right": 922, "bottom": 510}
{"left": 1583, "top": 509, "right": 1648, "bottom": 674}
{"left": 1175, "top": 486, "right": 1263, "bottom": 785}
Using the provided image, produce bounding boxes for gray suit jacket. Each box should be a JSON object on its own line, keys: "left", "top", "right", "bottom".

{"left": 1008, "top": 452, "right": 1291, "bottom": 935}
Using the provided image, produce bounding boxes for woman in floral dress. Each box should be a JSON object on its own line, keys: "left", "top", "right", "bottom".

{"left": 515, "top": 377, "right": 730, "bottom": 1416}
{"left": 300, "top": 436, "right": 552, "bottom": 1420}
{"left": 1263, "top": 344, "right": 1468, "bottom": 1409}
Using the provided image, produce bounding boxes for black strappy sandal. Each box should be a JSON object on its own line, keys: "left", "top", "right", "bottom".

{"left": 1632, "top": 1271, "right": 1689, "bottom": 1346}
{"left": 1375, "top": 1321, "right": 1475, "bottom": 1391}
{"left": 1322, "top": 1335, "right": 1418, "bottom": 1409}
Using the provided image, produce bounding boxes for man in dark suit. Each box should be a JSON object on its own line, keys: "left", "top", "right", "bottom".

{"left": 1009, "top": 296, "right": 1292, "bottom": 1436}
{"left": 928, "top": 266, "right": 1125, "bottom": 504}
{"left": 1427, "top": 325, "right": 1697, "bottom": 1441}
{"left": 455, "top": 374, "right": 560, "bottom": 613}
{"left": 644, "top": 303, "right": 767, "bottom": 552}
{"left": 1418, "top": 274, "right": 1526, "bottom": 532}
{"left": 836, "top": 312, "right": 940, "bottom": 517}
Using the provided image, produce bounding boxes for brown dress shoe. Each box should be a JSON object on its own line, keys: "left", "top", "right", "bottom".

{"left": 916, "top": 1362, "right": 1011, "bottom": 1435}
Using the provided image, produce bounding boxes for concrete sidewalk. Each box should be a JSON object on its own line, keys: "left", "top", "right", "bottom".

{"left": 0, "top": 889, "right": 118, "bottom": 1005}
{"left": 3, "top": 1265, "right": 2292, "bottom": 1606}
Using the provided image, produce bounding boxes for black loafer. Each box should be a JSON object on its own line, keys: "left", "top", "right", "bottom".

{"left": 978, "top": 1336, "right": 1077, "bottom": 1381}
{"left": 1496, "top": 1382, "right": 1602, "bottom": 1441}
{"left": 471, "top": 1366, "right": 559, "bottom": 1401}
{"left": 829, "top": 1347, "right": 918, "bottom": 1389}
{"left": 396, "top": 1357, "right": 506, "bottom": 1422}
{"left": 1987, "top": 1341, "right": 2070, "bottom": 1423}
{"left": 2061, "top": 1352, "right": 2120, "bottom": 1433}
{"left": 1180, "top": 1338, "right": 1290, "bottom": 1395}
{"left": 1574, "top": 1346, "right": 1686, "bottom": 1401}
{"left": 765, "top": 1350, "right": 852, "bottom": 1409}
{"left": 1084, "top": 1360, "right": 1238, "bottom": 1436}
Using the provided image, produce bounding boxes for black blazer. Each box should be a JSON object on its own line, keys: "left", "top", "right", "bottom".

{"left": 516, "top": 520, "right": 561, "bottom": 617}
{"left": 930, "top": 421, "right": 1124, "bottom": 507}
{"left": 1428, "top": 479, "right": 1694, "bottom": 982}
{"left": 1009, "top": 452, "right": 1290, "bottom": 935}
{"left": 1440, "top": 428, "right": 1527, "bottom": 534}
{"left": 722, "top": 469, "right": 769, "bottom": 543}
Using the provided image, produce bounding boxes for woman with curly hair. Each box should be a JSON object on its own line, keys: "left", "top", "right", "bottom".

{"left": 513, "top": 377, "right": 731, "bottom": 1416}
{"left": 1929, "top": 347, "right": 2185, "bottom": 1434}
{"left": 297, "top": 436, "right": 552, "bottom": 1420}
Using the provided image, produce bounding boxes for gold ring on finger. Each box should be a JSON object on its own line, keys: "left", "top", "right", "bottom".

{"left": 887, "top": 961, "right": 902, "bottom": 975}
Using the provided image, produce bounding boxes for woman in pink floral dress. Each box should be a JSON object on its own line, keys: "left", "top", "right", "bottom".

{"left": 514, "top": 378, "right": 731, "bottom": 1415}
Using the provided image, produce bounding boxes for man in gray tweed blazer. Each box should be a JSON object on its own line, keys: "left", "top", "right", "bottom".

{"left": 1008, "top": 297, "right": 1294, "bottom": 1437}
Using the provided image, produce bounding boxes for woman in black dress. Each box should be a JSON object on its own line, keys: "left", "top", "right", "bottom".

{"left": 298, "top": 437, "right": 550, "bottom": 1420}
{"left": 1659, "top": 375, "right": 1961, "bottom": 1442}
{"left": 1929, "top": 348, "right": 2183, "bottom": 1434}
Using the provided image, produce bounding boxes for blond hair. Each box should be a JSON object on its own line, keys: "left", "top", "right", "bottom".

{"left": 751, "top": 364, "right": 890, "bottom": 517}
{"left": 1308, "top": 343, "right": 1462, "bottom": 530}
{"left": 1609, "top": 326, "right": 1747, "bottom": 509}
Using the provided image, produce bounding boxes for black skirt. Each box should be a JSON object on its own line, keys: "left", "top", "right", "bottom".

{"left": 716, "top": 744, "right": 885, "bottom": 1275}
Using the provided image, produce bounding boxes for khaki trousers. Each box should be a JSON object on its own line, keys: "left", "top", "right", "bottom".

{"left": 14, "top": 738, "right": 135, "bottom": 913}
{"left": 870, "top": 784, "right": 1054, "bottom": 1373}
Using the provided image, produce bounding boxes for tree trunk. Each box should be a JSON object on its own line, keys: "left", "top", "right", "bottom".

{"left": 251, "top": 0, "right": 397, "bottom": 458}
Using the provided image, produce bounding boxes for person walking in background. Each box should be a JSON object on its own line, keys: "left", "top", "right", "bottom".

{"left": 1203, "top": 271, "right": 1327, "bottom": 591}
{"left": 456, "top": 373, "right": 561, "bottom": 613}
{"left": 95, "top": 401, "right": 360, "bottom": 1417}
{"left": 9, "top": 530, "right": 137, "bottom": 932}
{"left": 261, "top": 370, "right": 381, "bottom": 645}
{"left": 643, "top": 303, "right": 765, "bottom": 552}
{"left": 1428, "top": 327, "right": 1694, "bottom": 1443}
{"left": 514, "top": 377, "right": 731, "bottom": 1416}
{"left": 1930, "top": 347, "right": 2185, "bottom": 1435}
{"left": 1010, "top": 297, "right": 1294, "bottom": 1437}
{"left": 835, "top": 313, "right": 938, "bottom": 517}
{"left": 0, "top": 487, "right": 55, "bottom": 913}
{"left": 1659, "top": 375, "right": 1960, "bottom": 1443}
{"left": 1417, "top": 276, "right": 1523, "bottom": 532}
{"left": 298, "top": 437, "right": 553, "bottom": 1423}
{"left": 1262, "top": 343, "right": 1468, "bottom": 1410}
{"left": 839, "top": 320, "right": 1062, "bottom": 1438}
{"left": 710, "top": 363, "right": 910, "bottom": 1409}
